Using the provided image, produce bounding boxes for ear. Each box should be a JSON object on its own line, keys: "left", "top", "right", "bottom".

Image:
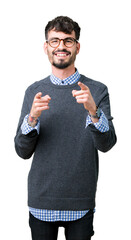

{"left": 76, "top": 42, "right": 80, "bottom": 55}
{"left": 43, "top": 42, "right": 48, "bottom": 55}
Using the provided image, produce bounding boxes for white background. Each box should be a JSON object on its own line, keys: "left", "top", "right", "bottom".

{"left": 0, "top": 0, "right": 131, "bottom": 239}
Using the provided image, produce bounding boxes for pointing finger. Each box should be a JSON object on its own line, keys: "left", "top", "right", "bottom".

{"left": 72, "top": 90, "right": 88, "bottom": 97}
{"left": 78, "top": 82, "right": 88, "bottom": 90}
{"left": 41, "top": 95, "right": 51, "bottom": 101}
{"left": 35, "top": 92, "right": 42, "bottom": 99}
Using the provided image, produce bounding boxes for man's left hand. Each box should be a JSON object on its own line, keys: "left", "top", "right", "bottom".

{"left": 72, "top": 82, "right": 97, "bottom": 116}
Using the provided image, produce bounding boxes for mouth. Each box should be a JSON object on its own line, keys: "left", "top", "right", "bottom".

{"left": 55, "top": 53, "right": 69, "bottom": 57}
{"left": 53, "top": 51, "right": 71, "bottom": 58}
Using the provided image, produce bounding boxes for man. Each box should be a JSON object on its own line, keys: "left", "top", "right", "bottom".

{"left": 14, "top": 16, "right": 117, "bottom": 240}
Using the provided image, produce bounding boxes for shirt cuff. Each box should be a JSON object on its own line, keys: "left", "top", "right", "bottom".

{"left": 86, "top": 110, "right": 109, "bottom": 133}
{"left": 21, "top": 114, "right": 40, "bottom": 135}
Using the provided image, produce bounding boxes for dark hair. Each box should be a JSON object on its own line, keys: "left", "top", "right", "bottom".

{"left": 45, "top": 16, "right": 81, "bottom": 40}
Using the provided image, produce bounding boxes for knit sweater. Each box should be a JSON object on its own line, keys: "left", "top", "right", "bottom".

{"left": 14, "top": 74, "right": 117, "bottom": 211}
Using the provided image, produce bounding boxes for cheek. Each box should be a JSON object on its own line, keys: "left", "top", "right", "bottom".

{"left": 46, "top": 44, "right": 54, "bottom": 56}
{"left": 71, "top": 46, "right": 78, "bottom": 56}
{"left": 71, "top": 48, "right": 78, "bottom": 58}
{"left": 47, "top": 49, "right": 54, "bottom": 63}
{"left": 47, "top": 49, "right": 53, "bottom": 58}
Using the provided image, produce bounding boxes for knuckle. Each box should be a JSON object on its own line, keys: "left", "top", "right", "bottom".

{"left": 37, "top": 107, "right": 41, "bottom": 112}
{"left": 34, "top": 99, "right": 38, "bottom": 103}
{"left": 41, "top": 96, "right": 46, "bottom": 101}
{"left": 34, "top": 102, "right": 38, "bottom": 107}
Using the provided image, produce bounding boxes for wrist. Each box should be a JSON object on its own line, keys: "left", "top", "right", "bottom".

{"left": 89, "top": 106, "right": 101, "bottom": 120}
{"left": 89, "top": 105, "right": 97, "bottom": 116}
{"left": 28, "top": 114, "right": 38, "bottom": 127}
{"left": 29, "top": 114, "right": 38, "bottom": 121}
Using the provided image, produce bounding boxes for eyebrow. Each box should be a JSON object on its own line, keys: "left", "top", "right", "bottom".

{"left": 48, "top": 37, "right": 75, "bottom": 40}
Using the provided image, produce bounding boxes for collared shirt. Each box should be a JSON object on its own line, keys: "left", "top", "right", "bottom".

{"left": 50, "top": 69, "right": 80, "bottom": 85}
{"left": 21, "top": 69, "right": 109, "bottom": 221}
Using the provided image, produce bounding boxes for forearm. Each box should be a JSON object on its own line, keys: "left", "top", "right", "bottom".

{"left": 89, "top": 121, "right": 117, "bottom": 152}
{"left": 15, "top": 114, "right": 40, "bottom": 159}
{"left": 14, "top": 129, "right": 39, "bottom": 159}
{"left": 86, "top": 109, "right": 116, "bottom": 152}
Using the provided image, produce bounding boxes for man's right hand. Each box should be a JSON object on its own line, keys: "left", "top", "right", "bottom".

{"left": 30, "top": 92, "right": 51, "bottom": 119}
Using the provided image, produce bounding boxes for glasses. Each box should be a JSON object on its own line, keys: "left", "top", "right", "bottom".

{"left": 46, "top": 37, "right": 78, "bottom": 48}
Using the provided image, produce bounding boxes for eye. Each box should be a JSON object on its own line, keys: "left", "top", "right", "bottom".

{"left": 50, "top": 39, "right": 59, "bottom": 44}
{"left": 65, "top": 38, "right": 73, "bottom": 43}
{"left": 52, "top": 39, "right": 58, "bottom": 43}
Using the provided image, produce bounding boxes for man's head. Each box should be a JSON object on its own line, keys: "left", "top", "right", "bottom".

{"left": 45, "top": 16, "right": 81, "bottom": 41}
{"left": 44, "top": 16, "right": 81, "bottom": 70}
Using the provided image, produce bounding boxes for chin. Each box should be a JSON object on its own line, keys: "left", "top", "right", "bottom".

{"left": 52, "top": 62, "right": 71, "bottom": 69}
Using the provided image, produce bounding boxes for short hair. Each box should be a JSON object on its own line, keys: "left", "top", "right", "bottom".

{"left": 45, "top": 16, "right": 81, "bottom": 40}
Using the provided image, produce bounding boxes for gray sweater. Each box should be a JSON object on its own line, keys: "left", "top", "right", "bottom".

{"left": 14, "top": 74, "right": 117, "bottom": 210}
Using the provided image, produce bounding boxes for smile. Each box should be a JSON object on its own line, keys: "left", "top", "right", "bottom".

{"left": 56, "top": 53, "right": 68, "bottom": 57}
{"left": 54, "top": 52, "right": 70, "bottom": 57}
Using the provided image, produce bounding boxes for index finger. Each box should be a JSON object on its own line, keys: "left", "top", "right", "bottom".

{"left": 78, "top": 82, "right": 89, "bottom": 90}
{"left": 35, "top": 92, "right": 42, "bottom": 99}
{"left": 72, "top": 89, "right": 87, "bottom": 97}
{"left": 41, "top": 95, "right": 51, "bottom": 101}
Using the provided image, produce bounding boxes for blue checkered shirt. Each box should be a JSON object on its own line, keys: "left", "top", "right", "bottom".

{"left": 21, "top": 70, "right": 109, "bottom": 221}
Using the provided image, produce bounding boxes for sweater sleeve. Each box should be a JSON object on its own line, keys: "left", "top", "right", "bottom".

{"left": 14, "top": 88, "right": 39, "bottom": 159}
{"left": 88, "top": 86, "right": 117, "bottom": 152}
{"left": 86, "top": 109, "right": 109, "bottom": 132}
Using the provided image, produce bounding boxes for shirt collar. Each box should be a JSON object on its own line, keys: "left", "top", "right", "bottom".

{"left": 50, "top": 69, "right": 80, "bottom": 85}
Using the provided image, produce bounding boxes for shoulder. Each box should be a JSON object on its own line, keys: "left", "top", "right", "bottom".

{"left": 25, "top": 76, "right": 50, "bottom": 94}
{"left": 80, "top": 74, "right": 107, "bottom": 91}
{"left": 80, "top": 75, "right": 109, "bottom": 105}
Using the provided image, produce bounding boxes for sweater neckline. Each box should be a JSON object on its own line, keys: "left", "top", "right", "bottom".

{"left": 44, "top": 75, "right": 84, "bottom": 89}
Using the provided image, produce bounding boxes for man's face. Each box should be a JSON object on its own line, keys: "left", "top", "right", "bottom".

{"left": 44, "top": 30, "right": 80, "bottom": 69}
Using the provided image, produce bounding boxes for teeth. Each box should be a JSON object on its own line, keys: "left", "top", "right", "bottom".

{"left": 57, "top": 53, "right": 67, "bottom": 57}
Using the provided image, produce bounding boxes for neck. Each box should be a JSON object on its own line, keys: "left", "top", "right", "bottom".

{"left": 51, "top": 64, "right": 76, "bottom": 80}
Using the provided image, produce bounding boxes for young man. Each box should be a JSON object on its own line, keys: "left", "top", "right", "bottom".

{"left": 14, "top": 16, "right": 117, "bottom": 240}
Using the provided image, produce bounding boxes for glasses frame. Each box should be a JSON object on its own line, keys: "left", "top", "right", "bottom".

{"left": 46, "top": 37, "right": 78, "bottom": 48}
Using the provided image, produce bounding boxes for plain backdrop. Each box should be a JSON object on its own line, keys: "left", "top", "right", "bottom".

{"left": 0, "top": 0, "right": 131, "bottom": 239}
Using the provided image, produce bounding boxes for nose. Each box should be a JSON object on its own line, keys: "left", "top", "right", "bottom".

{"left": 58, "top": 39, "right": 65, "bottom": 49}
